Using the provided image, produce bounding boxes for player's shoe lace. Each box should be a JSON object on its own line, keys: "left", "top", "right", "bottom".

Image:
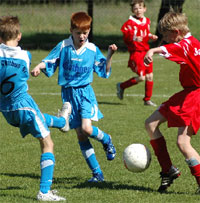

{"left": 116, "top": 83, "right": 124, "bottom": 100}
{"left": 58, "top": 102, "right": 72, "bottom": 132}
{"left": 103, "top": 135, "right": 116, "bottom": 161}
{"left": 88, "top": 172, "right": 104, "bottom": 182}
{"left": 37, "top": 190, "right": 66, "bottom": 201}
{"left": 158, "top": 166, "right": 181, "bottom": 192}
{"left": 144, "top": 100, "right": 157, "bottom": 107}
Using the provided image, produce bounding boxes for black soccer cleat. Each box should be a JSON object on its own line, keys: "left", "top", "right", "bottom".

{"left": 158, "top": 166, "right": 181, "bottom": 193}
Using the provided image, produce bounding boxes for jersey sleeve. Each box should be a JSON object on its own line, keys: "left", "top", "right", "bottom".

{"left": 42, "top": 41, "right": 62, "bottom": 77}
{"left": 93, "top": 46, "right": 111, "bottom": 78}
{"left": 160, "top": 42, "right": 187, "bottom": 65}
{"left": 121, "top": 21, "right": 135, "bottom": 45}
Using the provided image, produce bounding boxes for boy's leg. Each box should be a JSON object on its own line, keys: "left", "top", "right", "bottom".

{"left": 145, "top": 111, "right": 180, "bottom": 192}
{"left": 89, "top": 126, "right": 116, "bottom": 161}
{"left": 116, "top": 78, "right": 138, "bottom": 100}
{"left": 177, "top": 126, "right": 200, "bottom": 192}
{"left": 144, "top": 80, "right": 153, "bottom": 102}
{"left": 43, "top": 102, "right": 72, "bottom": 132}
{"left": 37, "top": 136, "right": 66, "bottom": 201}
{"left": 186, "top": 159, "right": 200, "bottom": 191}
{"left": 79, "top": 139, "right": 104, "bottom": 182}
{"left": 44, "top": 113, "right": 66, "bottom": 128}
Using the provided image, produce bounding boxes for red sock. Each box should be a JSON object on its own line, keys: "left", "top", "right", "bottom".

{"left": 120, "top": 77, "right": 137, "bottom": 90}
{"left": 189, "top": 164, "right": 200, "bottom": 186}
{"left": 150, "top": 137, "right": 172, "bottom": 173}
{"left": 144, "top": 80, "right": 153, "bottom": 101}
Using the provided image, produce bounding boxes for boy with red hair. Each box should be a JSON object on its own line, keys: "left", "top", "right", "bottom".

{"left": 32, "top": 12, "right": 117, "bottom": 182}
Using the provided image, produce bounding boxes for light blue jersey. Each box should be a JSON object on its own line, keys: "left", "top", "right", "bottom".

{"left": 42, "top": 36, "right": 111, "bottom": 87}
{"left": 0, "top": 43, "right": 50, "bottom": 138}
{"left": 42, "top": 36, "right": 111, "bottom": 128}
{"left": 0, "top": 44, "right": 31, "bottom": 110}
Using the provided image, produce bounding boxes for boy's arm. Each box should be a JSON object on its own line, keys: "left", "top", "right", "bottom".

{"left": 31, "top": 62, "right": 46, "bottom": 77}
{"left": 106, "top": 44, "right": 118, "bottom": 73}
{"left": 144, "top": 47, "right": 163, "bottom": 66}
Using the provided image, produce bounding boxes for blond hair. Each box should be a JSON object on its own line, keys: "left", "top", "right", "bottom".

{"left": 158, "top": 12, "right": 189, "bottom": 35}
{"left": 0, "top": 16, "right": 20, "bottom": 42}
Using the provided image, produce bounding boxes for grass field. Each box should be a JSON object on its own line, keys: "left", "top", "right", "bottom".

{"left": 1, "top": 1, "right": 200, "bottom": 202}
{"left": 1, "top": 50, "right": 200, "bottom": 202}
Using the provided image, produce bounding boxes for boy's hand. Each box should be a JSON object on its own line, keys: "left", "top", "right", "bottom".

{"left": 144, "top": 50, "right": 153, "bottom": 66}
{"left": 149, "top": 34, "right": 158, "bottom": 41}
{"left": 108, "top": 44, "right": 118, "bottom": 55}
{"left": 31, "top": 62, "right": 46, "bottom": 77}
{"left": 31, "top": 66, "right": 41, "bottom": 77}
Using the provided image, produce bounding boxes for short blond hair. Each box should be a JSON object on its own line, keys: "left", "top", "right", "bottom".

{"left": 0, "top": 16, "right": 20, "bottom": 42}
{"left": 158, "top": 12, "right": 189, "bottom": 35}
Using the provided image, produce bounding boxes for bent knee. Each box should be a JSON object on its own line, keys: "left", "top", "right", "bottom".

{"left": 146, "top": 73, "right": 153, "bottom": 81}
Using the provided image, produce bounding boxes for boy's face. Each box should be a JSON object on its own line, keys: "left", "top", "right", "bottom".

{"left": 132, "top": 3, "right": 146, "bottom": 18}
{"left": 71, "top": 28, "right": 90, "bottom": 48}
{"left": 162, "top": 30, "right": 180, "bottom": 43}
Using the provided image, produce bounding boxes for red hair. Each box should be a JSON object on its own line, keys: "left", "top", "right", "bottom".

{"left": 71, "top": 12, "right": 92, "bottom": 31}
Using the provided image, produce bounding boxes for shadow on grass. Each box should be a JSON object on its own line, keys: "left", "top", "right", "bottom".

{"left": 20, "top": 33, "right": 127, "bottom": 51}
{"left": 98, "top": 101, "right": 124, "bottom": 105}
{"left": 0, "top": 172, "right": 196, "bottom": 196}
{"left": 73, "top": 180, "right": 196, "bottom": 195}
{"left": 73, "top": 180, "right": 155, "bottom": 192}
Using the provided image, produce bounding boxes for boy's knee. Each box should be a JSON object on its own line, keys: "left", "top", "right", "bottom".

{"left": 81, "top": 125, "right": 93, "bottom": 136}
{"left": 145, "top": 117, "right": 152, "bottom": 130}
{"left": 145, "top": 73, "right": 153, "bottom": 81}
{"left": 138, "top": 75, "right": 145, "bottom": 82}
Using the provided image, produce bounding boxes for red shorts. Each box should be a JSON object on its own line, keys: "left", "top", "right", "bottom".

{"left": 128, "top": 51, "right": 153, "bottom": 76}
{"left": 159, "top": 88, "right": 200, "bottom": 134}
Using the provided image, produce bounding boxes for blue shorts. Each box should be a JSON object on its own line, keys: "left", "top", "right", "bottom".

{"left": 1, "top": 94, "right": 50, "bottom": 138}
{"left": 61, "top": 84, "right": 103, "bottom": 129}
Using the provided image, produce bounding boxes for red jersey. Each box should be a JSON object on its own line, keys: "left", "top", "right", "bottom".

{"left": 160, "top": 33, "right": 200, "bottom": 88}
{"left": 121, "top": 15, "right": 151, "bottom": 52}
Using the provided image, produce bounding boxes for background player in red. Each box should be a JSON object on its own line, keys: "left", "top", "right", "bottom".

{"left": 117, "top": 0, "right": 158, "bottom": 106}
{"left": 144, "top": 11, "right": 200, "bottom": 193}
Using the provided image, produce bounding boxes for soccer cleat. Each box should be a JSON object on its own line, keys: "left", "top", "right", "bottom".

{"left": 37, "top": 190, "right": 66, "bottom": 201}
{"left": 88, "top": 172, "right": 104, "bottom": 182}
{"left": 116, "top": 83, "right": 124, "bottom": 100}
{"left": 58, "top": 102, "right": 72, "bottom": 132}
{"left": 144, "top": 100, "right": 157, "bottom": 107}
{"left": 103, "top": 136, "right": 116, "bottom": 161}
{"left": 158, "top": 166, "right": 181, "bottom": 192}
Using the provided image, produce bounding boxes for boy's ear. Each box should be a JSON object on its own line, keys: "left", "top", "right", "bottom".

{"left": 17, "top": 33, "right": 22, "bottom": 42}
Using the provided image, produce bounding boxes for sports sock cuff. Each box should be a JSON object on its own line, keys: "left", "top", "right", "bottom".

{"left": 41, "top": 152, "right": 55, "bottom": 163}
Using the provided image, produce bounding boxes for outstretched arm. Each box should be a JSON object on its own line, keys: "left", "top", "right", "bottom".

{"left": 31, "top": 62, "right": 46, "bottom": 77}
{"left": 106, "top": 44, "right": 118, "bottom": 73}
{"left": 144, "top": 47, "right": 163, "bottom": 66}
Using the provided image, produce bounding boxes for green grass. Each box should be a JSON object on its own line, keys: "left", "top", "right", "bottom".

{"left": 1, "top": 1, "right": 200, "bottom": 202}
{"left": 1, "top": 50, "right": 200, "bottom": 202}
{"left": 0, "top": 0, "right": 199, "bottom": 50}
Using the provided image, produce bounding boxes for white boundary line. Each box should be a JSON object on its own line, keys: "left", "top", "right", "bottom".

{"left": 30, "top": 92, "right": 170, "bottom": 98}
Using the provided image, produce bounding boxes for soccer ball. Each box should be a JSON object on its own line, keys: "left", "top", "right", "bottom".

{"left": 123, "top": 143, "right": 151, "bottom": 173}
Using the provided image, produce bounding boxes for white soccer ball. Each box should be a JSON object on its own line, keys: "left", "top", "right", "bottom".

{"left": 123, "top": 143, "right": 151, "bottom": 173}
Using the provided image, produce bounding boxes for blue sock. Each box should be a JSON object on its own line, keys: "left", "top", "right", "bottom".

{"left": 79, "top": 139, "right": 102, "bottom": 174}
{"left": 89, "top": 126, "right": 110, "bottom": 145}
{"left": 40, "top": 152, "right": 55, "bottom": 194}
{"left": 43, "top": 113, "right": 65, "bottom": 128}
